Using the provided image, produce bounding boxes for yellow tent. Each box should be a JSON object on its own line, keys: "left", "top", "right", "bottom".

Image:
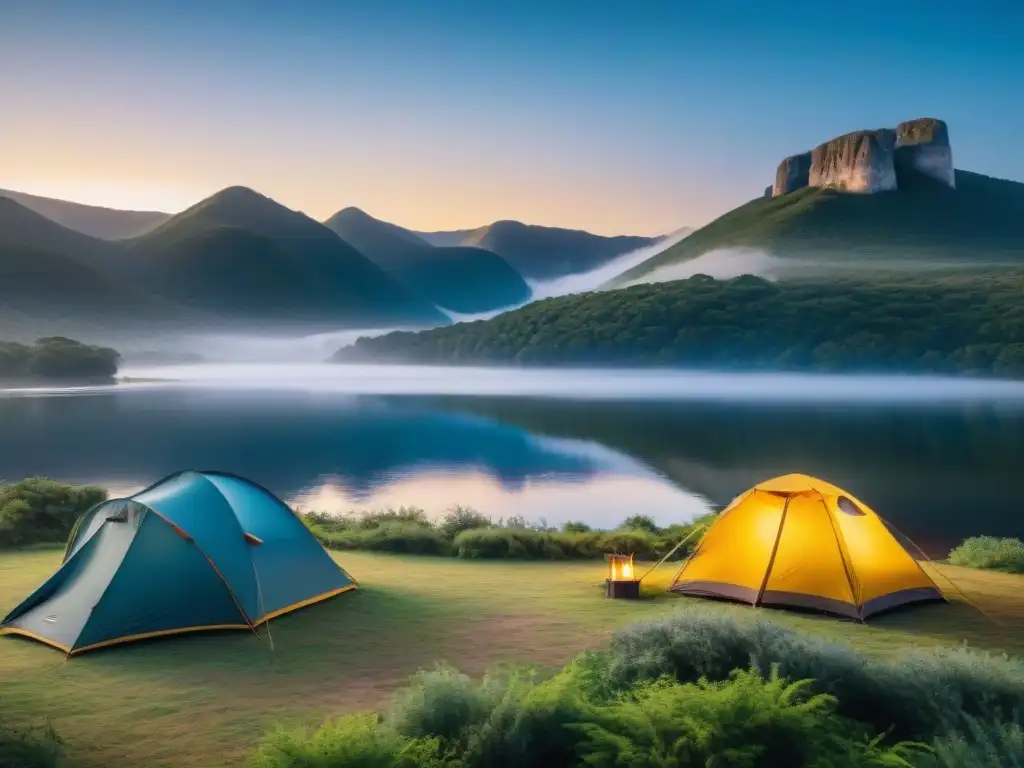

{"left": 670, "top": 474, "right": 944, "bottom": 620}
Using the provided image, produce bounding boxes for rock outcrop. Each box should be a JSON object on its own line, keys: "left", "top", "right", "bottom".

{"left": 770, "top": 117, "right": 953, "bottom": 197}
{"left": 895, "top": 118, "right": 955, "bottom": 189}
{"left": 764, "top": 185, "right": 773, "bottom": 198}
{"left": 773, "top": 152, "right": 811, "bottom": 196}
{"left": 809, "top": 129, "right": 897, "bottom": 194}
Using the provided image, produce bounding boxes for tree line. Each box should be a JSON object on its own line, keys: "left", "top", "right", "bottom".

{"left": 0, "top": 337, "right": 121, "bottom": 381}
{"left": 335, "top": 273, "right": 1024, "bottom": 377}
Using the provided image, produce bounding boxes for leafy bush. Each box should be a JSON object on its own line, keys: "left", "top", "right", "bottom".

{"left": 453, "top": 527, "right": 567, "bottom": 560}
{"left": 618, "top": 514, "right": 659, "bottom": 533}
{"left": 254, "top": 655, "right": 927, "bottom": 768}
{"left": 601, "top": 609, "right": 1024, "bottom": 742}
{"left": 0, "top": 337, "right": 120, "bottom": 380}
{"left": 315, "top": 522, "right": 451, "bottom": 556}
{"left": 561, "top": 521, "right": 591, "bottom": 534}
{"left": 922, "top": 714, "right": 1024, "bottom": 767}
{"left": 948, "top": 536, "right": 1024, "bottom": 574}
{"left": 251, "top": 714, "right": 453, "bottom": 768}
{"left": 571, "top": 667, "right": 927, "bottom": 768}
{"left": 0, "top": 477, "right": 107, "bottom": 549}
{"left": 0, "top": 722, "right": 62, "bottom": 768}
{"left": 438, "top": 506, "right": 492, "bottom": 540}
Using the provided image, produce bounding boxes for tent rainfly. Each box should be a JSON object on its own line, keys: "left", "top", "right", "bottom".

{"left": 670, "top": 473, "right": 944, "bottom": 620}
{"left": 0, "top": 470, "right": 356, "bottom": 655}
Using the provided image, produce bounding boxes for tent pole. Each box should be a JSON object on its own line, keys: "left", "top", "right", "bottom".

{"left": 880, "top": 515, "right": 1004, "bottom": 628}
{"left": 640, "top": 523, "right": 707, "bottom": 583}
{"left": 755, "top": 496, "right": 791, "bottom": 607}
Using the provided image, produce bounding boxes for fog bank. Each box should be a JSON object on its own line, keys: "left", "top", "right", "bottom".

{"left": 79, "top": 364, "right": 1024, "bottom": 405}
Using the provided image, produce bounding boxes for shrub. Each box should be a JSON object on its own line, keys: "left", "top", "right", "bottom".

{"left": 596, "top": 529, "right": 662, "bottom": 559}
{"left": 453, "top": 528, "right": 567, "bottom": 560}
{"left": 601, "top": 609, "right": 1024, "bottom": 742}
{"left": 561, "top": 521, "right": 591, "bottom": 534}
{"left": 255, "top": 656, "right": 926, "bottom": 768}
{"left": 0, "top": 478, "right": 107, "bottom": 549}
{"left": 922, "top": 714, "right": 1024, "bottom": 767}
{"left": 948, "top": 536, "right": 1024, "bottom": 574}
{"left": 572, "top": 667, "right": 927, "bottom": 767}
{"left": 315, "top": 522, "right": 451, "bottom": 556}
{"left": 250, "top": 714, "right": 453, "bottom": 768}
{"left": 618, "top": 514, "right": 659, "bottom": 534}
{"left": 438, "top": 507, "right": 491, "bottom": 540}
{"left": 357, "top": 507, "right": 432, "bottom": 530}
{"left": 0, "top": 722, "right": 62, "bottom": 768}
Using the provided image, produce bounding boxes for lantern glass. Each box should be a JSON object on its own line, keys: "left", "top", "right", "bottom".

{"left": 606, "top": 553, "right": 635, "bottom": 582}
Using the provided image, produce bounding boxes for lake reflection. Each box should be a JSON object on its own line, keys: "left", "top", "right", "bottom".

{"left": 0, "top": 388, "right": 711, "bottom": 529}
{"left": 2, "top": 366, "right": 1024, "bottom": 555}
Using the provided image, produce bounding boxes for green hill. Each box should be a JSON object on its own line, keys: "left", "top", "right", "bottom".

{"left": 0, "top": 199, "right": 192, "bottom": 336}
{"left": 332, "top": 272, "right": 1024, "bottom": 377}
{"left": 610, "top": 170, "right": 1024, "bottom": 286}
{"left": 0, "top": 187, "right": 170, "bottom": 240}
{"left": 122, "top": 187, "right": 447, "bottom": 328}
{"left": 323, "top": 207, "right": 531, "bottom": 313}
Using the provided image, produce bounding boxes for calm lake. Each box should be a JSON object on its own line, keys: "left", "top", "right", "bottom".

{"left": 3, "top": 363, "right": 1024, "bottom": 557}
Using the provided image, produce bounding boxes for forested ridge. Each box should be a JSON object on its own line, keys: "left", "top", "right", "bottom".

{"left": 336, "top": 272, "right": 1024, "bottom": 377}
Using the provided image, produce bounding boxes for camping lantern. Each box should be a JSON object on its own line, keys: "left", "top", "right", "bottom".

{"left": 605, "top": 553, "right": 640, "bottom": 599}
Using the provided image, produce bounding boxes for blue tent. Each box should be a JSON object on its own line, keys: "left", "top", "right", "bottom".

{"left": 0, "top": 471, "right": 356, "bottom": 655}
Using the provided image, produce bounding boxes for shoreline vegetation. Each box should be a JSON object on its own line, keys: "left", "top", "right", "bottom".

{"left": 3, "top": 478, "right": 1021, "bottom": 574}
{"left": 0, "top": 337, "right": 120, "bottom": 384}
{"left": 332, "top": 273, "right": 1024, "bottom": 378}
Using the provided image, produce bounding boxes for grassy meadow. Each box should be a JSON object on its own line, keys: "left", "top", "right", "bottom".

{"left": 2, "top": 547, "right": 1023, "bottom": 767}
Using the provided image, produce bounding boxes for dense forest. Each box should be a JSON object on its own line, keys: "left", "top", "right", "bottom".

{"left": 335, "top": 272, "right": 1024, "bottom": 377}
{"left": 0, "top": 337, "right": 121, "bottom": 381}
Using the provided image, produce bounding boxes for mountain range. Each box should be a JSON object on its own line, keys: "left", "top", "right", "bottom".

{"left": 418, "top": 221, "right": 660, "bottom": 279}
{"left": 323, "top": 207, "right": 531, "bottom": 313}
{"left": 0, "top": 186, "right": 665, "bottom": 338}
{"left": 0, "top": 188, "right": 171, "bottom": 240}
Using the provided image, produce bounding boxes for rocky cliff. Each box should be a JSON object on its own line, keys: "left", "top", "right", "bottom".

{"left": 895, "top": 118, "right": 955, "bottom": 189}
{"left": 771, "top": 117, "right": 953, "bottom": 197}
{"left": 809, "top": 129, "right": 898, "bottom": 194}
{"left": 773, "top": 152, "right": 811, "bottom": 196}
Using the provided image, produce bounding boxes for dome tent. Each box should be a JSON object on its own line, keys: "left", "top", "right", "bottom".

{"left": 670, "top": 473, "right": 943, "bottom": 620}
{"left": 0, "top": 471, "right": 356, "bottom": 655}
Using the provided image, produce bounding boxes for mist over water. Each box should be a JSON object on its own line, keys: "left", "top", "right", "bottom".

{"left": 47, "top": 364, "right": 1024, "bottom": 405}
{"left": 120, "top": 327, "right": 406, "bottom": 365}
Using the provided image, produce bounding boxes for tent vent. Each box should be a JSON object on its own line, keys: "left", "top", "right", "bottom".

{"left": 244, "top": 533, "right": 264, "bottom": 545}
{"left": 105, "top": 508, "right": 128, "bottom": 523}
{"left": 837, "top": 496, "right": 866, "bottom": 517}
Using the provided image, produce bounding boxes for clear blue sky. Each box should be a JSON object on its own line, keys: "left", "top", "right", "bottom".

{"left": 2, "top": 0, "right": 1022, "bottom": 235}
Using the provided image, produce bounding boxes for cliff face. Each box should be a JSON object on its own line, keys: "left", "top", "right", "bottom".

{"left": 809, "top": 129, "right": 897, "bottom": 194}
{"left": 895, "top": 118, "right": 955, "bottom": 189}
{"left": 771, "top": 117, "right": 953, "bottom": 197}
{"left": 773, "top": 152, "right": 811, "bottom": 196}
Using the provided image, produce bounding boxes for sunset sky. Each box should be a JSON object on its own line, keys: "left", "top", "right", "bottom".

{"left": 3, "top": 0, "right": 1023, "bottom": 236}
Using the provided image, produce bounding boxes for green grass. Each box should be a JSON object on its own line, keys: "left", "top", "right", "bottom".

{"left": 1, "top": 549, "right": 1022, "bottom": 767}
